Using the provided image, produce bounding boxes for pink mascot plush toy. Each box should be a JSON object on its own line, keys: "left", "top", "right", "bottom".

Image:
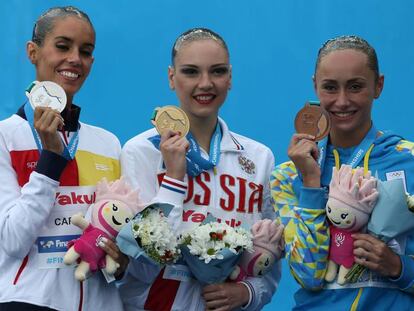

{"left": 64, "top": 177, "right": 141, "bottom": 281}
{"left": 229, "top": 219, "right": 284, "bottom": 282}
{"left": 325, "top": 165, "right": 379, "bottom": 285}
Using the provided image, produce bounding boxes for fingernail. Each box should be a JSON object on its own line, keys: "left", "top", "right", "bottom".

{"left": 98, "top": 236, "right": 108, "bottom": 248}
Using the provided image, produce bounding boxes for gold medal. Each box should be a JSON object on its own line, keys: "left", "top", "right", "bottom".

{"left": 294, "top": 101, "right": 331, "bottom": 141}
{"left": 151, "top": 106, "right": 190, "bottom": 137}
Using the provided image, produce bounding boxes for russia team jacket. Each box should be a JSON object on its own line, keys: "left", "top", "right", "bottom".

{"left": 118, "top": 118, "right": 281, "bottom": 311}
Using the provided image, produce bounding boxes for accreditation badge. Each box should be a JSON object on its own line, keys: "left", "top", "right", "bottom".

{"left": 36, "top": 186, "right": 96, "bottom": 269}
{"left": 151, "top": 105, "right": 190, "bottom": 137}
{"left": 26, "top": 80, "right": 67, "bottom": 113}
{"left": 163, "top": 264, "right": 193, "bottom": 282}
{"left": 294, "top": 101, "right": 330, "bottom": 141}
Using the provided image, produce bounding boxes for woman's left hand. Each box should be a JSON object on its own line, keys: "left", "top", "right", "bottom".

{"left": 99, "top": 237, "right": 129, "bottom": 278}
{"left": 202, "top": 282, "right": 249, "bottom": 311}
{"left": 352, "top": 233, "right": 402, "bottom": 278}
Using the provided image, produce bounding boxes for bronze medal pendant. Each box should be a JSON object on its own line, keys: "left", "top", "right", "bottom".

{"left": 151, "top": 106, "right": 190, "bottom": 137}
{"left": 294, "top": 101, "right": 331, "bottom": 141}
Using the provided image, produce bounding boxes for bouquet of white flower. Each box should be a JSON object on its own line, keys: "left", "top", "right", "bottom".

{"left": 180, "top": 221, "right": 253, "bottom": 284}
{"left": 345, "top": 179, "right": 414, "bottom": 283}
{"left": 117, "top": 202, "right": 180, "bottom": 265}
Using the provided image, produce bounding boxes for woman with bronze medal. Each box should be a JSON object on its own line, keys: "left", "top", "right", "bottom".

{"left": 0, "top": 6, "right": 125, "bottom": 311}
{"left": 119, "top": 28, "right": 284, "bottom": 310}
{"left": 271, "top": 36, "right": 414, "bottom": 310}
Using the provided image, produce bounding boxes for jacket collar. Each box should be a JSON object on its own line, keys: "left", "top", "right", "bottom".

{"left": 219, "top": 117, "right": 244, "bottom": 152}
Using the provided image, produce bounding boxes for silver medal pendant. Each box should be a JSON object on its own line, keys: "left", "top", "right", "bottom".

{"left": 27, "top": 81, "right": 67, "bottom": 112}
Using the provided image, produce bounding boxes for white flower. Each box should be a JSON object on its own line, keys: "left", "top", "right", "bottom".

{"left": 182, "top": 222, "right": 253, "bottom": 264}
{"left": 131, "top": 208, "right": 180, "bottom": 264}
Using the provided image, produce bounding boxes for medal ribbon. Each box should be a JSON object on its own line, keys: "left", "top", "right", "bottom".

{"left": 24, "top": 102, "right": 79, "bottom": 160}
{"left": 186, "top": 122, "right": 222, "bottom": 176}
{"left": 293, "top": 124, "right": 377, "bottom": 202}
{"left": 148, "top": 122, "right": 222, "bottom": 177}
{"left": 317, "top": 124, "right": 378, "bottom": 175}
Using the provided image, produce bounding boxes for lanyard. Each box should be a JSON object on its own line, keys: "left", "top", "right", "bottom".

{"left": 332, "top": 145, "right": 374, "bottom": 175}
{"left": 148, "top": 122, "right": 222, "bottom": 177}
{"left": 185, "top": 122, "right": 222, "bottom": 176}
{"left": 24, "top": 102, "right": 80, "bottom": 160}
{"left": 318, "top": 124, "right": 378, "bottom": 175}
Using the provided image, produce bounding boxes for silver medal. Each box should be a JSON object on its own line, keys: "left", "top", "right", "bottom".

{"left": 28, "top": 81, "right": 67, "bottom": 112}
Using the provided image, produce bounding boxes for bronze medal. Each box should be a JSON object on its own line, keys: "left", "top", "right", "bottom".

{"left": 151, "top": 106, "right": 190, "bottom": 137}
{"left": 294, "top": 102, "right": 331, "bottom": 141}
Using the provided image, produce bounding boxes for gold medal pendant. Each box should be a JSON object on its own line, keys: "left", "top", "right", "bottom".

{"left": 151, "top": 106, "right": 190, "bottom": 137}
{"left": 294, "top": 101, "right": 331, "bottom": 141}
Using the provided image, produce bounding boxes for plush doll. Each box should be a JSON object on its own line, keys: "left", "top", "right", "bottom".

{"left": 229, "top": 219, "right": 284, "bottom": 282}
{"left": 64, "top": 177, "right": 141, "bottom": 281}
{"left": 325, "top": 165, "right": 379, "bottom": 285}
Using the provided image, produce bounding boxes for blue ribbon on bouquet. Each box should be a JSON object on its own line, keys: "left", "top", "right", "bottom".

{"left": 368, "top": 178, "right": 414, "bottom": 241}
{"left": 180, "top": 213, "right": 247, "bottom": 284}
{"left": 180, "top": 245, "right": 242, "bottom": 285}
{"left": 148, "top": 122, "right": 222, "bottom": 177}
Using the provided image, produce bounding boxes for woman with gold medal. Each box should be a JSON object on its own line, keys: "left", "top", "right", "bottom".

{"left": 119, "top": 28, "right": 284, "bottom": 310}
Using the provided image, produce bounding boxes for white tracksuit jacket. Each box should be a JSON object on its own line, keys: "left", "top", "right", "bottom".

{"left": 118, "top": 118, "right": 281, "bottom": 311}
{"left": 0, "top": 106, "right": 123, "bottom": 311}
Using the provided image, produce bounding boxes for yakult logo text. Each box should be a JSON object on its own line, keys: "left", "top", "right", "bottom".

{"left": 55, "top": 191, "right": 96, "bottom": 206}
{"left": 182, "top": 210, "right": 242, "bottom": 227}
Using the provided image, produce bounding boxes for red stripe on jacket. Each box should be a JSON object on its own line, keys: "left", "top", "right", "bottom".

{"left": 10, "top": 150, "right": 79, "bottom": 186}
{"left": 144, "top": 268, "right": 181, "bottom": 311}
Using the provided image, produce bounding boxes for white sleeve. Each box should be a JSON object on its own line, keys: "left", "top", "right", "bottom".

{"left": 0, "top": 132, "right": 60, "bottom": 259}
{"left": 243, "top": 147, "right": 280, "bottom": 310}
{"left": 242, "top": 260, "right": 282, "bottom": 311}
{"left": 119, "top": 136, "right": 189, "bottom": 301}
{"left": 262, "top": 150, "right": 276, "bottom": 221}
{"left": 121, "top": 137, "right": 186, "bottom": 229}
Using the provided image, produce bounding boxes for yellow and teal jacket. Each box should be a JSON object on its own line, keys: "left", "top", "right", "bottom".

{"left": 271, "top": 128, "right": 414, "bottom": 311}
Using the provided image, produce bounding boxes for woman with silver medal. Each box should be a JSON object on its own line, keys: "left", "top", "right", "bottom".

{"left": 119, "top": 28, "right": 283, "bottom": 311}
{"left": 271, "top": 36, "right": 414, "bottom": 310}
{"left": 0, "top": 6, "right": 125, "bottom": 311}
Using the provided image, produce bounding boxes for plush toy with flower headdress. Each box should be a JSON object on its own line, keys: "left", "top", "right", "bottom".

{"left": 324, "top": 165, "right": 379, "bottom": 285}
{"left": 229, "top": 219, "right": 284, "bottom": 282}
{"left": 63, "top": 177, "right": 141, "bottom": 281}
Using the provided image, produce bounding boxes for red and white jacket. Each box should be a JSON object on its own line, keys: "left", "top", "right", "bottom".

{"left": 119, "top": 118, "right": 280, "bottom": 311}
{"left": 0, "top": 106, "right": 123, "bottom": 311}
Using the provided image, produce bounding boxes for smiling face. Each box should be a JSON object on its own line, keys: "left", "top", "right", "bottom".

{"left": 100, "top": 200, "right": 133, "bottom": 232}
{"left": 326, "top": 198, "right": 369, "bottom": 231}
{"left": 27, "top": 16, "right": 95, "bottom": 105}
{"left": 314, "top": 49, "right": 384, "bottom": 147}
{"left": 252, "top": 251, "right": 275, "bottom": 276}
{"left": 168, "top": 39, "right": 231, "bottom": 125}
